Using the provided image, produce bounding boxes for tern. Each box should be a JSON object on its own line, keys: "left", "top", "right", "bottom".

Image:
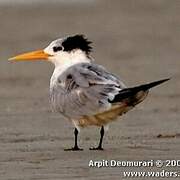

{"left": 9, "top": 34, "right": 169, "bottom": 151}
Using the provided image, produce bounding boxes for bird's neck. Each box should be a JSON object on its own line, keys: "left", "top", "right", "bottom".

{"left": 53, "top": 50, "right": 91, "bottom": 71}
{"left": 50, "top": 50, "right": 92, "bottom": 86}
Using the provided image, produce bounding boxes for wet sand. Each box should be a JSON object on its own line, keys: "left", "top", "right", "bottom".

{"left": 0, "top": 0, "right": 180, "bottom": 179}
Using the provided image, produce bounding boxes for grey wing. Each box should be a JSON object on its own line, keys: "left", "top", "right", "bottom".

{"left": 50, "top": 63, "right": 126, "bottom": 119}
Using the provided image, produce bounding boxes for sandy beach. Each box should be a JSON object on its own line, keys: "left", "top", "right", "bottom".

{"left": 0, "top": 0, "right": 179, "bottom": 179}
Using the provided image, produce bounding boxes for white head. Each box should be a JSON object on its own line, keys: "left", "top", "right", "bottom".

{"left": 9, "top": 34, "right": 93, "bottom": 67}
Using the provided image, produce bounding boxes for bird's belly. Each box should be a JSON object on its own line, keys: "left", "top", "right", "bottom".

{"left": 76, "top": 91, "right": 148, "bottom": 127}
{"left": 76, "top": 103, "right": 132, "bottom": 127}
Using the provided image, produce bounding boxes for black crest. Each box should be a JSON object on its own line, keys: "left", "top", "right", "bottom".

{"left": 62, "top": 34, "right": 92, "bottom": 54}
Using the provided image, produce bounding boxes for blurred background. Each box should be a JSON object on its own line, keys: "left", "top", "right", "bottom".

{"left": 0, "top": 0, "right": 179, "bottom": 179}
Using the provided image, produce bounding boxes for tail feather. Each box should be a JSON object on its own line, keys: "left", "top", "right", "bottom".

{"left": 111, "top": 78, "right": 170, "bottom": 103}
{"left": 78, "top": 78, "right": 170, "bottom": 127}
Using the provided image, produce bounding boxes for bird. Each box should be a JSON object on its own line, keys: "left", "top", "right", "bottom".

{"left": 9, "top": 34, "right": 169, "bottom": 151}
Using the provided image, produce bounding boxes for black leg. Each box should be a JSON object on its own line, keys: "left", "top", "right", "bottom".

{"left": 64, "top": 128, "right": 83, "bottom": 151}
{"left": 90, "top": 126, "right": 104, "bottom": 150}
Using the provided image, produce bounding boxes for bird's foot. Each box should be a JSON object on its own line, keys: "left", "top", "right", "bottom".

{"left": 64, "top": 146, "right": 83, "bottom": 151}
{"left": 89, "top": 146, "right": 104, "bottom": 151}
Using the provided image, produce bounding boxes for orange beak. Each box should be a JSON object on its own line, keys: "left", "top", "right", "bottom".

{"left": 9, "top": 50, "right": 51, "bottom": 62}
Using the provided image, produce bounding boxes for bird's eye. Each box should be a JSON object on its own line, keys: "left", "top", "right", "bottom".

{"left": 53, "top": 46, "right": 63, "bottom": 52}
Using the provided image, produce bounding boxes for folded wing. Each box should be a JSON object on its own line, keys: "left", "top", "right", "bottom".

{"left": 50, "top": 63, "right": 126, "bottom": 119}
